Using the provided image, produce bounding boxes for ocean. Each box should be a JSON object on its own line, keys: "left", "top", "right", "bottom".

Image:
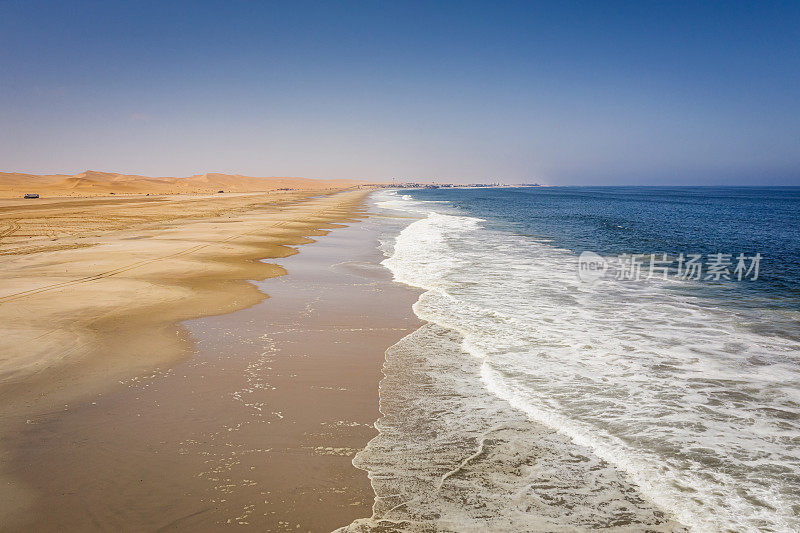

{"left": 342, "top": 187, "right": 800, "bottom": 532}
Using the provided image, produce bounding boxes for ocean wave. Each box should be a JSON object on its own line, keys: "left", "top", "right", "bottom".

{"left": 346, "top": 190, "right": 800, "bottom": 532}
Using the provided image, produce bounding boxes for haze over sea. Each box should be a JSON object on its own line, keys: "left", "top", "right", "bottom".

{"left": 351, "top": 186, "right": 800, "bottom": 532}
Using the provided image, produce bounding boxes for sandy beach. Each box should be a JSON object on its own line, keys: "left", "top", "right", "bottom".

{"left": 0, "top": 187, "right": 420, "bottom": 531}
{"left": 0, "top": 189, "right": 365, "bottom": 412}
{"left": 4, "top": 3, "right": 798, "bottom": 530}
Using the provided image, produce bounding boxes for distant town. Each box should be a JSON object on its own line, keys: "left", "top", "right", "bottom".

{"left": 371, "top": 181, "right": 542, "bottom": 189}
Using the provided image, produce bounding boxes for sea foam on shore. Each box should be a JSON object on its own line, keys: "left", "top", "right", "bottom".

{"left": 343, "top": 189, "right": 800, "bottom": 532}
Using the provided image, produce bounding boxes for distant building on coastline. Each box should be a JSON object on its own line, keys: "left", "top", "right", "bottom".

{"left": 373, "top": 180, "right": 543, "bottom": 189}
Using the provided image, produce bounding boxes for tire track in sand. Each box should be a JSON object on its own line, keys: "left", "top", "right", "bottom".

{"left": 0, "top": 220, "right": 20, "bottom": 240}
{"left": 0, "top": 204, "right": 351, "bottom": 305}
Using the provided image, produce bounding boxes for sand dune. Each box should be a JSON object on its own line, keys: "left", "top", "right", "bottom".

{"left": 0, "top": 170, "right": 365, "bottom": 197}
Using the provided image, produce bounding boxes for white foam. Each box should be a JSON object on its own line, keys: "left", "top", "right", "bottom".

{"left": 364, "top": 192, "right": 800, "bottom": 532}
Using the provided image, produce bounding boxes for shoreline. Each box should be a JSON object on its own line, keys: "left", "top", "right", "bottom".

{"left": 0, "top": 189, "right": 368, "bottom": 413}
{"left": 1, "top": 189, "right": 400, "bottom": 529}
{"left": 345, "top": 191, "right": 689, "bottom": 532}
{"left": 1, "top": 186, "right": 697, "bottom": 531}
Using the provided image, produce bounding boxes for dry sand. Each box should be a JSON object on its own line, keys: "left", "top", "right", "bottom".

{"left": 0, "top": 186, "right": 412, "bottom": 531}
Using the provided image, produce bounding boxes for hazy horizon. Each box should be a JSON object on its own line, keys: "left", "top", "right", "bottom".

{"left": 2, "top": 1, "right": 799, "bottom": 185}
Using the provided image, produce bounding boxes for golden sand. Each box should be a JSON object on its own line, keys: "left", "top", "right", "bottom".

{"left": 2, "top": 216, "right": 422, "bottom": 531}
{"left": 0, "top": 188, "right": 379, "bottom": 525}
{"left": 0, "top": 188, "right": 370, "bottom": 411}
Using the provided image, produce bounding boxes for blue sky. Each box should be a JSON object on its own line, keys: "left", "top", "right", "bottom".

{"left": 1, "top": 0, "right": 799, "bottom": 184}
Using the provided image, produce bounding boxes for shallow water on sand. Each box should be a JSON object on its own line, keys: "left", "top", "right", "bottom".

{"left": 5, "top": 218, "right": 420, "bottom": 532}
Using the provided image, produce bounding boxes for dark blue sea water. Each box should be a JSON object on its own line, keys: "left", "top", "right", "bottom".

{"left": 402, "top": 186, "right": 800, "bottom": 337}
{"left": 355, "top": 187, "right": 800, "bottom": 532}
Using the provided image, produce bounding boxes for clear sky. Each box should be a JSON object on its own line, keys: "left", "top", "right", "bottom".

{"left": 1, "top": 1, "right": 799, "bottom": 185}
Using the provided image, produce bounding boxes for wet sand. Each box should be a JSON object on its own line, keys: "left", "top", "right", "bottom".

{"left": 2, "top": 212, "right": 421, "bottom": 531}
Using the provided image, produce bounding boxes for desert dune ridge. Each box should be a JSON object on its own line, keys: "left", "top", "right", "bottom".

{"left": 0, "top": 170, "right": 365, "bottom": 197}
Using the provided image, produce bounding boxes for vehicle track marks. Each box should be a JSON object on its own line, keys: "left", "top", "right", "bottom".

{"left": 0, "top": 210, "right": 335, "bottom": 305}
{"left": 0, "top": 219, "right": 20, "bottom": 240}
